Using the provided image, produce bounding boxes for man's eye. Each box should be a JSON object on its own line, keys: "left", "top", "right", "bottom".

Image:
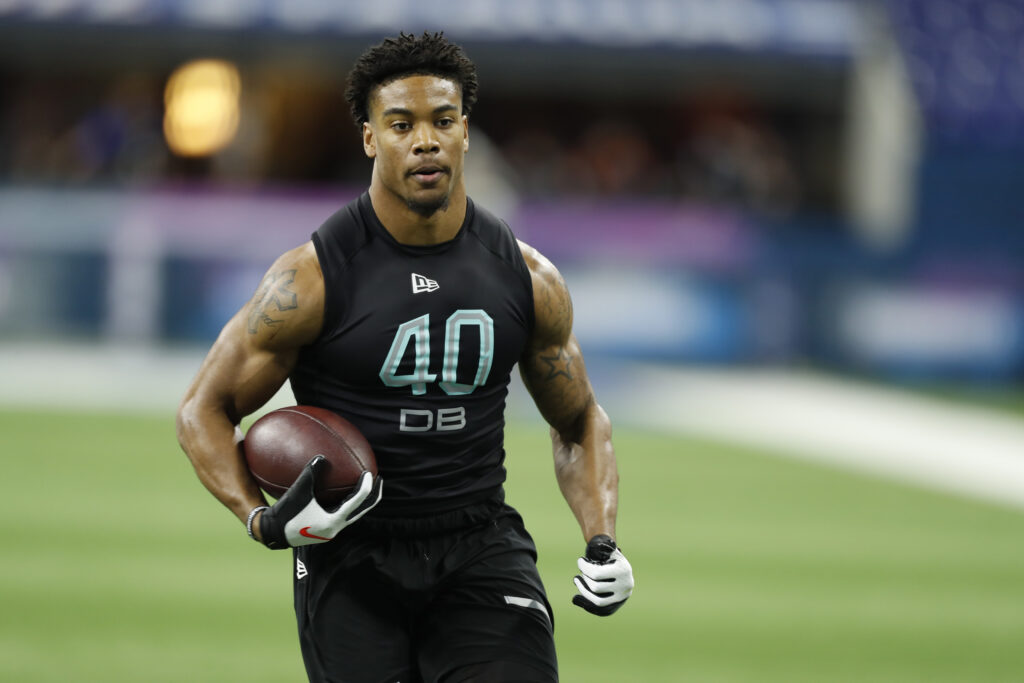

{"left": 437, "top": 118, "right": 454, "bottom": 128}
{"left": 391, "top": 121, "right": 410, "bottom": 131}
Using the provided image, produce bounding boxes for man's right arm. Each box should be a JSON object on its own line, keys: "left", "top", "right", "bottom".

{"left": 175, "top": 242, "right": 324, "bottom": 535}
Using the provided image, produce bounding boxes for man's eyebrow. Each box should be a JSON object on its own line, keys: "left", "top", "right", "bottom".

{"left": 381, "top": 104, "right": 458, "bottom": 118}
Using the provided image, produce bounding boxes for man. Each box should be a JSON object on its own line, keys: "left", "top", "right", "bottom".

{"left": 177, "top": 32, "right": 633, "bottom": 682}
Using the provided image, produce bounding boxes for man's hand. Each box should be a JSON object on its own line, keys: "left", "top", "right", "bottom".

{"left": 572, "top": 534, "right": 634, "bottom": 616}
{"left": 258, "top": 455, "right": 382, "bottom": 549}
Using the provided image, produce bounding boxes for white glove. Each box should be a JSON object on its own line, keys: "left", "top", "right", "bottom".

{"left": 258, "top": 455, "right": 383, "bottom": 549}
{"left": 572, "top": 534, "right": 634, "bottom": 616}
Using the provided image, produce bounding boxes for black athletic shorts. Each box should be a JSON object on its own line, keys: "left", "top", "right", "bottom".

{"left": 293, "top": 495, "right": 558, "bottom": 683}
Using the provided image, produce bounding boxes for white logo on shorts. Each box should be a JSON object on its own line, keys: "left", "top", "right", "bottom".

{"left": 296, "top": 559, "right": 308, "bottom": 580}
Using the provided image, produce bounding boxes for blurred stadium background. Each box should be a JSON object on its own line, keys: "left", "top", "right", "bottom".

{"left": 2, "top": 1, "right": 1024, "bottom": 681}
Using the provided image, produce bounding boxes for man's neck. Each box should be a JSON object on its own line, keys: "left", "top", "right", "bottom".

{"left": 368, "top": 182, "right": 468, "bottom": 246}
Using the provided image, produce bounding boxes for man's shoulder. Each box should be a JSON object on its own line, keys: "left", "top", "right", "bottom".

{"left": 516, "top": 239, "right": 559, "bottom": 287}
{"left": 515, "top": 239, "right": 573, "bottom": 347}
{"left": 287, "top": 241, "right": 321, "bottom": 270}
{"left": 246, "top": 241, "right": 324, "bottom": 349}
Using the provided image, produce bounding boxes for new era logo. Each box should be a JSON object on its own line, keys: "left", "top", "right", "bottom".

{"left": 411, "top": 273, "right": 439, "bottom": 294}
{"left": 296, "top": 559, "right": 308, "bottom": 580}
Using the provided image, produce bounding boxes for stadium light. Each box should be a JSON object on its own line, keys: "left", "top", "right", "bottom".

{"left": 163, "top": 59, "right": 241, "bottom": 157}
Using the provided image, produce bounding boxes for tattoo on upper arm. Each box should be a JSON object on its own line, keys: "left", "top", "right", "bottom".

{"left": 540, "top": 348, "right": 574, "bottom": 381}
{"left": 247, "top": 269, "right": 298, "bottom": 334}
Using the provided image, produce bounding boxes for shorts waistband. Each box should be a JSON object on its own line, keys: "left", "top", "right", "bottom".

{"left": 353, "top": 489, "right": 506, "bottom": 538}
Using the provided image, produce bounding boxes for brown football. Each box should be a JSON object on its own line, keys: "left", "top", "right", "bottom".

{"left": 243, "top": 405, "right": 377, "bottom": 507}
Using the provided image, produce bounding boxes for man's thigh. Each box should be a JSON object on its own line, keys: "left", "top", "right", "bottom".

{"left": 417, "top": 597, "right": 558, "bottom": 682}
{"left": 416, "top": 516, "right": 558, "bottom": 682}
{"left": 295, "top": 549, "right": 419, "bottom": 683}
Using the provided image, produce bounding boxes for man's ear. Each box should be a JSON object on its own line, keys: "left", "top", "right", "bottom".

{"left": 362, "top": 121, "right": 376, "bottom": 159}
{"left": 463, "top": 115, "right": 469, "bottom": 153}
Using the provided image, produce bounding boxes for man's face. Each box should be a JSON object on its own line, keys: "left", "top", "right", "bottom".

{"left": 363, "top": 75, "right": 469, "bottom": 218}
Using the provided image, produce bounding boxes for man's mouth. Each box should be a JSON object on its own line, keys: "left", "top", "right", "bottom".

{"left": 410, "top": 165, "right": 446, "bottom": 184}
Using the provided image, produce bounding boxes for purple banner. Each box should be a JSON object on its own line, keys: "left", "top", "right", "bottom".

{"left": 511, "top": 199, "right": 755, "bottom": 269}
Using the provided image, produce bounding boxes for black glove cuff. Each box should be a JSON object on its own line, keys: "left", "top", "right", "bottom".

{"left": 584, "top": 534, "right": 618, "bottom": 564}
{"left": 258, "top": 508, "right": 288, "bottom": 550}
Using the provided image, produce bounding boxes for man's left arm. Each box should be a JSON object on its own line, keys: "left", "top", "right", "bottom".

{"left": 518, "top": 241, "right": 634, "bottom": 616}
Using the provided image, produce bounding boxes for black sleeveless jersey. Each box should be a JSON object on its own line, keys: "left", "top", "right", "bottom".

{"left": 289, "top": 192, "right": 535, "bottom": 515}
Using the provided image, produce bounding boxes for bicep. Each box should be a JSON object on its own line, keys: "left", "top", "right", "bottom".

{"left": 518, "top": 241, "right": 596, "bottom": 436}
{"left": 186, "top": 311, "right": 299, "bottom": 424}
{"left": 182, "top": 244, "right": 322, "bottom": 424}
{"left": 519, "top": 332, "right": 595, "bottom": 438}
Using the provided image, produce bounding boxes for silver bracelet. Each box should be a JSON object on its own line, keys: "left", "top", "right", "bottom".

{"left": 246, "top": 505, "right": 270, "bottom": 541}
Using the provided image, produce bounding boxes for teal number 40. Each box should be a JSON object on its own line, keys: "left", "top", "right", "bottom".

{"left": 379, "top": 310, "right": 495, "bottom": 396}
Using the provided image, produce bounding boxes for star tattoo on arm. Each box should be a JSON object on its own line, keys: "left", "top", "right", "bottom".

{"left": 540, "top": 348, "right": 574, "bottom": 381}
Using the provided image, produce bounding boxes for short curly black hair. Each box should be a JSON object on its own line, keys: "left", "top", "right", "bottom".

{"left": 344, "top": 32, "right": 479, "bottom": 129}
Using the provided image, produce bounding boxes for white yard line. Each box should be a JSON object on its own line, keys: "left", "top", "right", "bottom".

{"left": 622, "top": 365, "right": 1024, "bottom": 511}
{"left": 2, "top": 344, "right": 1023, "bottom": 510}
{"left": 0, "top": 343, "right": 295, "bottom": 417}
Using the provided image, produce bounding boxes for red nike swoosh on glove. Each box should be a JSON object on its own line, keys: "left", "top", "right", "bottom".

{"left": 299, "top": 527, "right": 333, "bottom": 541}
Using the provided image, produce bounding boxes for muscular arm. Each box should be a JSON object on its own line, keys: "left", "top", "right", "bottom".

{"left": 518, "top": 241, "right": 618, "bottom": 542}
{"left": 176, "top": 242, "right": 324, "bottom": 530}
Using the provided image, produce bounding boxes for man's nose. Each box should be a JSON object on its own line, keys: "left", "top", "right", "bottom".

{"left": 412, "top": 123, "right": 440, "bottom": 154}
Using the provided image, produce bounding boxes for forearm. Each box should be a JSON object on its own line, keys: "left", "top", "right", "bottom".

{"left": 552, "top": 402, "right": 618, "bottom": 542}
{"left": 176, "top": 398, "right": 267, "bottom": 524}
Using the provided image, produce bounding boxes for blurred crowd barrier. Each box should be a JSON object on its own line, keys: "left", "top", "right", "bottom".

{"left": 1, "top": 183, "right": 1021, "bottom": 383}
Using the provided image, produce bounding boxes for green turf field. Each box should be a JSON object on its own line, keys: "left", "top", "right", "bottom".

{"left": 4, "top": 409, "right": 1024, "bottom": 682}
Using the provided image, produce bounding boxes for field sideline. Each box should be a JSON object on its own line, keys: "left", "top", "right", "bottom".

{"left": 3, "top": 342, "right": 1024, "bottom": 509}
{"left": 4, "top": 408, "right": 1024, "bottom": 681}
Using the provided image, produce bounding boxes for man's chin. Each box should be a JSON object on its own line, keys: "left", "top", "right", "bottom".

{"left": 405, "top": 194, "right": 450, "bottom": 218}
